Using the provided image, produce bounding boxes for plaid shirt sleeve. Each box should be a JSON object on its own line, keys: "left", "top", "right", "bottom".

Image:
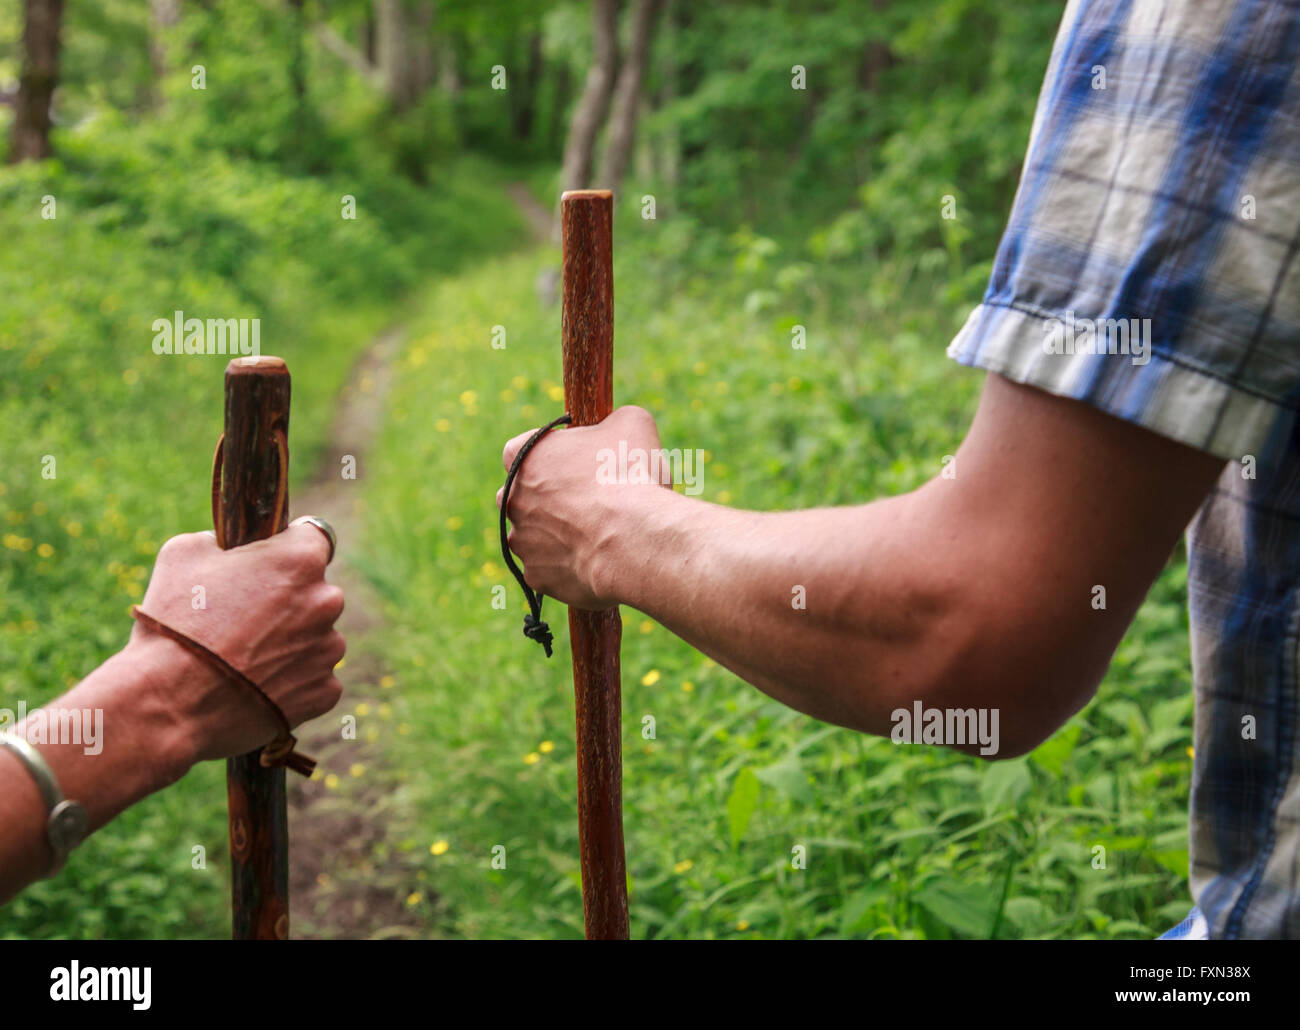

{"left": 948, "top": 0, "right": 1300, "bottom": 469}
{"left": 950, "top": 0, "right": 1300, "bottom": 940}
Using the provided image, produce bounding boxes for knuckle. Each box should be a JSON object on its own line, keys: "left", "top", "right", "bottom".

{"left": 319, "top": 586, "right": 345, "bottom": 623}
{"left": 613, "top": 405, "right": 659, "bottom": 441}
{"left": 154, "top": 539, "right": 181, "bottom": 566}
{"left": 305, "top": 676, "right": 344, "bottom": 720}
{"left": 505, "top": 485, "right": 531, "bottom": 516}
{"left": 289, "top": 527, "right": 318, "bottom": 557}
{"left": 619, "top": 404, "right": 653, "bottom": 424}
{"left": 325, "top": 629, "right": 347, "bottom": 666}
{"left": 258, "top": 530, "right": 296, "bottom": 561}
{"left": 284, "top": 528, "right": 328, "bottom": 575}
{"left": 503, "top": 428, "right": 539, "bottom": 470}
{"left": 157, "top": 532, "right": 201, "bottom": 562}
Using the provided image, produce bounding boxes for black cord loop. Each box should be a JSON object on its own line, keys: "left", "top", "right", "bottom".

{"left": 500, "top": 413, "right": 572, "bottom": 657}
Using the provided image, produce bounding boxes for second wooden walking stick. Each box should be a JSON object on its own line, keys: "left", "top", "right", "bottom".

{"left": 561, "top": 190, "right": 630, "bottom": 939}
{"left": 213, "top": 355, "right": 292, "bottom": 940}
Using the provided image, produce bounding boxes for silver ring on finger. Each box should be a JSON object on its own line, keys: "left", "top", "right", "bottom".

{"left": 290, "top": 515, "right": 337, "bottom": 565}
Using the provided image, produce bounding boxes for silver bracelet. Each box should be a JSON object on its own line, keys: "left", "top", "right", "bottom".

{"left": 0, "top": 732, "right": 89, "bottom": 877}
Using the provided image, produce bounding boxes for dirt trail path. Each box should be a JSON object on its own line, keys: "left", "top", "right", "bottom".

{"left": 507, "top": 181, "right": 553, "bottom": 241}
{"left": 284, "top": 324, "right": 427, "bottom": 939}
{"left": 282, "top": 184, "right": 548, "bottom": 938}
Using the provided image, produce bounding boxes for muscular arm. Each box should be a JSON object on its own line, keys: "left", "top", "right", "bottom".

{"left": 501, "top": 373, "right": 1225, "bottom": 756}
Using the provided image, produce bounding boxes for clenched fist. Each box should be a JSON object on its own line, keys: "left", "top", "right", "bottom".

{"left": 130, "top": 525, "right": 346, "bottom": 765}
{"left": 498, "top": 405, "right": 668, "bottom": 610}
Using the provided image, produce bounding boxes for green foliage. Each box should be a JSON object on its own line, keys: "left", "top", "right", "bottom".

{"left": 726, "top": 768, "right": 762, "bottom": 847}
{"left": 2, "top": 0, "right": 1196, "bottom": 941}
{"left": 0, "top": 98, "right": 523, "bottom": 941}
{"left": 352, "top": 220, "right": 1195, "bottom": 939}
{"left": 644, "top": 2, "right": 1061, "bottom": 249}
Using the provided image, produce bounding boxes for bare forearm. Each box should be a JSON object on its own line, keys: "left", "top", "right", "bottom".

{"left": 0, "top": 637, "right": 193, "bottom": 902}
{"left": 1, "top": 524, "right": 345, "bottom": 903}
{"left": 503, "top": 382, "right": 1226, "bottom": 757}
{"left": 604, "top": 485, "right": 963, "bottom": 734}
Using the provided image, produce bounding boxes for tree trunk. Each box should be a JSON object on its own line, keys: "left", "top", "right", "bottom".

{"left": 653, "top": 0, "right": 678, "bottom": 193}
{"left": 858, "top": 0, "right": 895, "bottom": 93}
{"left": 513, "top": 31, "right": 543, "bottom": 142}
{"left": 557, "top": 0, "right": 619, "bottom": 197}
{"left": 148, "top": 0, "right": 180, "bottom": 109}
{"left": 375, "top": 0, "right": 435, "bottom": 109}
{"left": 361, "top": 5, "right": 376, "bottom": 66}
{"left": 596, "top": 0, "right": 662, "bottom": 192}
{"left": 409, "top": 1, "right": 435, "bottom": 98}
{"left": 288, "top": 0, "right": 307, "bottom": 105}
{"left": 287, "top": 0, "right": 310, "bottom": 168}
{"left": 548, "top": 61, "right": 572, "bottom": 153}
{"left": 10, "top": 0, "right": 64, "bottom": 164}
{"left": 316, "top": 24, "right": 382, "bottom": 87}
{"left": 376, "top": 0, "right": 415, "bottom": 109}
{"left": 673, "top": 0, "right": 705, "bottom": 172}
{"left": 437, "top": 34, "right": 460, "bottom": 94}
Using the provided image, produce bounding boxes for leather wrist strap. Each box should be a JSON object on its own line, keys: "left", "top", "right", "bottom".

{"left": 130, "top": 606, "right": 317, "bottom": 777}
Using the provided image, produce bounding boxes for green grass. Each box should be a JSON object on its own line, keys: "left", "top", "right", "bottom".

{"left": 0, "top": 0, "right": 1193, "bottom": 944}
{"left": 0, "top": 129, "right": 526, "bottom": 938}
{"left": 0, "top": 121, "right": 1196, "bottom": 940}
{"left": 2, "top": 164, "right": 1197, "bottom": 935}
{"left": 351, "top": 222, "right": 1196, "bottom": 939}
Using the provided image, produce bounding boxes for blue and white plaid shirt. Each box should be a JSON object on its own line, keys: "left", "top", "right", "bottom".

{"left": 948, "top": 0, "right": 1300, "bottom": 938}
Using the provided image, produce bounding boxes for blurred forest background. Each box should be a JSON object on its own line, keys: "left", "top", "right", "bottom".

{"left": 1, "top": 0, "right": 1200, "bottom": 940}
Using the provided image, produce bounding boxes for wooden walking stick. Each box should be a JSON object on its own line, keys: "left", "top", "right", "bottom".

{"left": 561, "top": 189, "right": 629, "bottom": 939}
{"left": 214, "top": 355, "right": 292, "bottom": 940}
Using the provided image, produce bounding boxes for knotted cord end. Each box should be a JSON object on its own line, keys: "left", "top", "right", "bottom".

{"left": 260, "top": 734, "right": 317, "bottom": 777}
{"left": 523, "top": 612, "right": 555, "bottom": 658}
{"left": 501, "top": 414, "right": 572, "bottom": 660}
